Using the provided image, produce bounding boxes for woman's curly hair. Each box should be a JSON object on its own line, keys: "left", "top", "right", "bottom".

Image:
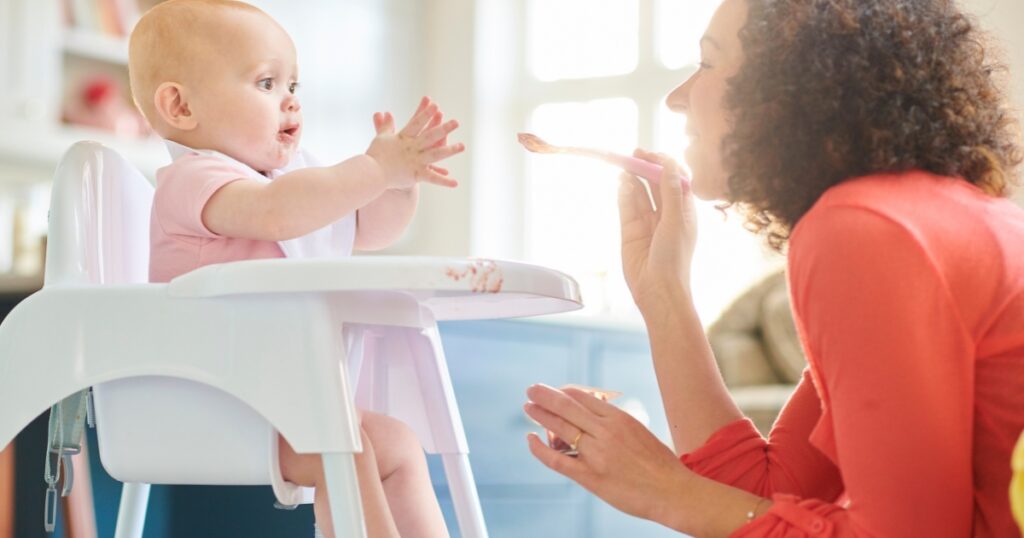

{"left": 724, "top": 0, "right": 1022, "bottom": 250}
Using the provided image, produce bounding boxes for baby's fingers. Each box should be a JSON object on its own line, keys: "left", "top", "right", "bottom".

{"left": 420, "top": 142, "right": 465, "bottom": 164}
{"left": 373, "top": 112, "right": 395, "bottom": 135}
{"left": 413, "top": 95, "right": 430, "bottom": 116}
{"left": 425, "top": 110, "right": 443, "bottom": 131}
{"left": 425, "top": 112, "right": 448, "bottom": 149}
{"left": 421, "top": 167, "right": 458, "bottom": 188}
{"left": 419, "top": 119, "right": 460, "bottom": 150}
{"left": 399, "top": 98, "right": 439, "bottom": 137}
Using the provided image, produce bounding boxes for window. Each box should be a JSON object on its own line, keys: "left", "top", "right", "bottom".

{"left": 472, "top": 0, "right": 784, "bottom": 325}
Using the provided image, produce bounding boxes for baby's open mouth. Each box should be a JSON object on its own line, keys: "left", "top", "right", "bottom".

{"left": 278, "top": 125, "right": 300, "bottom": 142}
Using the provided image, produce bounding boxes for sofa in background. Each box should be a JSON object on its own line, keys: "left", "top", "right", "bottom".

{"left": 706, "top": 270, "right": 806, "bottom": 434}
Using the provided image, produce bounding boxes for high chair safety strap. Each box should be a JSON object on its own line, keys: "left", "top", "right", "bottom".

{"left": 42, "top": 388, "right": 94, "bottom": 532}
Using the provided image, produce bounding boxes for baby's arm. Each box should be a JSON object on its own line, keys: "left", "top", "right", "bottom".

{"left": 202, "top": 97, "right": 462, "bottom": 242}
{"left": 354, "top": 186, "right": 419, "bottom": 251}
{"left": 202, "top": 156, "right": 386, "bottom": 241}
{"left": 355, "top": 101, "right": 462, "bottom": 251}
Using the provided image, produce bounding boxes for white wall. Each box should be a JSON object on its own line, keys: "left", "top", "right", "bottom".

{"left": 405, "top": 0, "right": 476, "bottom": 257}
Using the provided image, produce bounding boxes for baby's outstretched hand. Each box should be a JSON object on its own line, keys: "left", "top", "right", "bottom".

{"left": 366, "top": 96, "right": 464, "bottom": 190}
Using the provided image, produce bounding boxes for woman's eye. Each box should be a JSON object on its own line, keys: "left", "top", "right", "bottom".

{"left": 258, "top": 78, "right": 274, "bottom": 90}
{"left": 288, "top": 82, "right": 300, "bottom": 94}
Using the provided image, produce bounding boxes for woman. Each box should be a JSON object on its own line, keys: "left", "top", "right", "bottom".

{"left": 523, "top": 0, "right": 1024, "bottom": 536}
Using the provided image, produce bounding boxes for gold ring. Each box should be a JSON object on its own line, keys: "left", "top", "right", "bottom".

{"left": 570, "top": 431, "right": 584, "bottom": 451}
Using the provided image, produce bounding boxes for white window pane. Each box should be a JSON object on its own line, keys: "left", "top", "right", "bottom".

{"left": 527, "top": 0, "right": 638, "bottom": 81}
{"left": 525, "top": 98, "right": 638, "bottom": 315}
{"left": 656, "top": 0, "right": 719, "bottom": 70}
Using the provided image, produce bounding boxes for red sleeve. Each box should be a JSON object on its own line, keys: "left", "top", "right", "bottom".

{"left": 681, "top": 370, "right": 843, "bottom": 501}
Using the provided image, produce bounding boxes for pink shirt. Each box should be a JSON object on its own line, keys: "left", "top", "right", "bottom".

{"left": 150, "top": 153, "right": 283, "bottom": 283}
{"left": 682, "top": 171, "right": 1024, "bottom": 537}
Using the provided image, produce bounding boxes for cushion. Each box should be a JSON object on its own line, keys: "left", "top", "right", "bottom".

{"left": 761, "top": 283, "right": 807, "bottom": 384}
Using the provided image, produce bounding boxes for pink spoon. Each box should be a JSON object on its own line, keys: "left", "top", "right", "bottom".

{"left": 517, "top": 132, "right": 688, "bottom": 185}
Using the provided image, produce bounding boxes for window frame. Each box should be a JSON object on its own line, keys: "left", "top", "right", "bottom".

{"left": 469, "top": 0, "right": 783, "bottom": 325}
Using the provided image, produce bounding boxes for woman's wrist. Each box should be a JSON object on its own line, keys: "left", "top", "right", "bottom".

{"left": 636, "top": 281, "right": 696, "bottom": 329}
{"left": 653, "top": 472, "right": 774, "bottom": 538}
{"left": 647, "top": 465, "right": 701, "bottom": 532}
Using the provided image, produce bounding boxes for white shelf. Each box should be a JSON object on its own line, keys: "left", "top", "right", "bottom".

{"left": 0, "top": 120, "right": 167, "bottom": 178}
{"left": 62, "top": 28, "right": 129, "bottom": 65}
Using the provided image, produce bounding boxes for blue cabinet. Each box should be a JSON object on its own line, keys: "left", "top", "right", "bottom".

{"left": 433, "top": 319, "right": 689, "bottom": 538}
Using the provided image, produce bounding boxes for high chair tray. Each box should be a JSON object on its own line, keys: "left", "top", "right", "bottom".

{"left": 166, "top": 256, "right": 583, "bottom": 321}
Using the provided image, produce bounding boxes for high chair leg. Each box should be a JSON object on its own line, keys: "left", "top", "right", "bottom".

{"left": 443, "top": 453, "right": 488, "bottom": 538}
{"left": 322, "top": 453, "right": 367, "bottom": 538}
{"left": 354, "top": 324, "right": 489, "bottom": 537}
{"left": 113, "top": 482, "right": 150, "bottom": 538}
{"left": 409, "top": 327, "right": 488, "bottom": 538}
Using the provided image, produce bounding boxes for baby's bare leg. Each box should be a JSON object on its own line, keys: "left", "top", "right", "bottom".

{"left": 361, "top": 411, "right": 449, "bottom": 538}
{"left": 278, "top": 430, "right": 399, "bottom": 538}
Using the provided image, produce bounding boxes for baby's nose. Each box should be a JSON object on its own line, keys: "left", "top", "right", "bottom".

{"left": 283, "top": 95, "right": 301, "bottom": 112}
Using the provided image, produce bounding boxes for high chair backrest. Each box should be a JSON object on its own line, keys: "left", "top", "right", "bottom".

{"left": 45, "top": 141, "right": 155, "bottom": 286}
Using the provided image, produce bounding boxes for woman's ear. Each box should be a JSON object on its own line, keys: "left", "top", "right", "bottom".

{"left": 153, "top": 82, "right": 198, "bottom": 130}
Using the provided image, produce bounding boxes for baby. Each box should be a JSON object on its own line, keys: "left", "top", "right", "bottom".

{"left": 128, "top": 1, "right": 463, "bottom": 536}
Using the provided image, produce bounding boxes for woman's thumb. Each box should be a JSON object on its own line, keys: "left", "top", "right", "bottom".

{"left": 655, "top": 156, "right": 689, "bottom": 221}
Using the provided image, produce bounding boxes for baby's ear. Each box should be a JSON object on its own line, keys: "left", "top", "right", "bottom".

{"left": 153, "top": 82, "right": 197, "bottom": 131}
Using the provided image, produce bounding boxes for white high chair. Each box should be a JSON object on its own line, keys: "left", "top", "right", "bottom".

{"left": 0, "top": 141, "right": 582, "bottom": 537}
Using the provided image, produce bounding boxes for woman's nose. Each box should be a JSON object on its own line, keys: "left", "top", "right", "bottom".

{"left": 665, "top": 72, "right": 696, "bottom": 114}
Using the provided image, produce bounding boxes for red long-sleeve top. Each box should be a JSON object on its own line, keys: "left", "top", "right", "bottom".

{"left": 682, "top": 171, "right": 1024, "bottom": 537}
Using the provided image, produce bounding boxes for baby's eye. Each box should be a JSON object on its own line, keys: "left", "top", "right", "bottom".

{"left": 288, "top": 82, "right": 300, "bottom": 94}
{"left": 257, "top": 78, "right": 274, "bottom": 91}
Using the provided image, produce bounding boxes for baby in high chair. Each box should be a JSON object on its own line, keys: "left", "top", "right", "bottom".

{"left": 128, "top": 1, "right": 463, "bottom": 536}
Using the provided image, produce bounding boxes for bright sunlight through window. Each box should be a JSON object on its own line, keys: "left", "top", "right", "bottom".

{"left": 517, "top": 0, "right": 784, "bottom": 325}
{"left": 526, "top": 0, "right": 639, "bottom": 81}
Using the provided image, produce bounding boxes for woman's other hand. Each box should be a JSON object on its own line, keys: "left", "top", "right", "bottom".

{"left": 618, "top": 150, "right": 697, "bottom": 317}
{"left": 524, "top": 384, "right": 694, "bottom": 524}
